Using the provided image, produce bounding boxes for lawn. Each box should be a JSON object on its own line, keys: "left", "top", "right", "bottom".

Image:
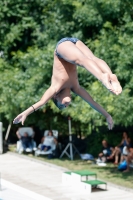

{"left": 9, "top": 144, "right": 133, "bottom": 189}
{"left": 36, "top": 157, "right": 133, "bottom": 189}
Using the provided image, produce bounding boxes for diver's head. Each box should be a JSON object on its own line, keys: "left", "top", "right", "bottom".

{"left": 53, "top": 88, "right": 71, "bottom": 110}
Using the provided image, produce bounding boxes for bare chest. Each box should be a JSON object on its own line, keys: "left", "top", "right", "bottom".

{"left": 51, "top": 63, "right": 78, "bottom": 93}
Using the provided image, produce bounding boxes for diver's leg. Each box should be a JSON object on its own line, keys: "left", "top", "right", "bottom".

{"left": 57, "top": 41, "right": 115, "bottom": 94}
{"left": 75, "top": 40, "right": 122, "bottom": 94}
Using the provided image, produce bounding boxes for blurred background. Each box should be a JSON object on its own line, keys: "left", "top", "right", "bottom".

{"left": 0, "top": 0, "right": 133, "bottom": 155}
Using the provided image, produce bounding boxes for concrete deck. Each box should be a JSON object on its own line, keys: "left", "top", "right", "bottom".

{"left": 0, "top": 153, "right": 133, "bottom": 200}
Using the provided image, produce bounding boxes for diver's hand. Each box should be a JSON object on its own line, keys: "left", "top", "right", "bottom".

{"left": 106, "top": 115, "right": 113, "bottom": 130}
{"left": 13, "top": 113, "right": 27, "bottom": 125}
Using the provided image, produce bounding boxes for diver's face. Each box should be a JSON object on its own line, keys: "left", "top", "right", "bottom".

{"left": 56, "top": 89, "right": 71, "bottom": 109}
{"left": 58, "top": 97, "right": 71, "bottom": 109}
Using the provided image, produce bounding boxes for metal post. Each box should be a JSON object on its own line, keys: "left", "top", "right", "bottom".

{"left": 0, "top": 122, "right": 3, "bottom": 154}
{"left": 68, "top": 117, "right": 71, "bottom": 134}
{"left": 60, "top": 117, "right": 80, "bottom": 160}
{"left": 68, "top": 117, "right": 73, "bottom": 160}
{"left": 5, "top": 123, "right": 12, "bottom": 141}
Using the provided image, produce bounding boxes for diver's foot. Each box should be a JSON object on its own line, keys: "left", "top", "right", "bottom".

{"left": 101, "top": 73, "right": 116, "bottom": 94}
{"left": 110, "top": 74, "right": 122, "bottom": 95}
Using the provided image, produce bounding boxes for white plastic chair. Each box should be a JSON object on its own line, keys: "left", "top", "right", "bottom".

{"left": 35, "top": 130, "right": 58, "bottom": 156}
{"left": 16, "top": 127, "right": 37, "bottom": 154}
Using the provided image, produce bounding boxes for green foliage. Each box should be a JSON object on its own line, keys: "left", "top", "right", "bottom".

{"left": 0, "top": 0, "right": 133, "bottom": 132}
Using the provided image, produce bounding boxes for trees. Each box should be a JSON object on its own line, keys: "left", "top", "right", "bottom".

{"left": 0, "top": 0, "right": 133, "bottom": 132}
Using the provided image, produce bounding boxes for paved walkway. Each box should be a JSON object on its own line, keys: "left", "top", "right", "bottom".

{"left": 0, "top": 153, "right": 133, "bottom": 200}
{"left": 0, "top": 179, "right": 51, "bottom": 200}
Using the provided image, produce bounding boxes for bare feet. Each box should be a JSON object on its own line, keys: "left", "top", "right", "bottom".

{"left": 123, "top": 168, "right": 130, "bottom": 173}
{"left": 107, "top": 155, "right": 114, "bottom": 160}
{"left": 101, "top": 73, "right": 116, "bottom": 94}
{"left": 101, "top": 73, "right": 122, "bottom": 95}
{"left": 114, "top": 162, "right": 118, "bottom": 165}
{"left": 110, "top": 74, "right": 122, "bottom": 95}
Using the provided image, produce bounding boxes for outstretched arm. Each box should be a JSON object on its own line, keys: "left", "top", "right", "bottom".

{"left": 13, "top": 86, "right": 56, "bottom": 125}
{"left": 72, "top": 86, "right": 113, "bottom": 130}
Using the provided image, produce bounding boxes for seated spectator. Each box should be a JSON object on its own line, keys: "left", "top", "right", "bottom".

{"left": 120, "top": 144, "right": 130, "bottom": 162}
{"left": 120, "top": 147, "right": 133, "bottom": 172}
{"left": 107, "top": 131, "right": 132, "bottom": 165}
{"left": 38, "top": 130, "right": 57, "bottom": 152}
{"left": 16, "top": 131, "right": 33, "bottom": 152}
{"left": 98, "top": 140, "right": 114, "bottom": 163}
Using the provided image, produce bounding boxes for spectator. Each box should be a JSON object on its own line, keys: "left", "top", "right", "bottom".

{"left": 120, "top": 147, "right": 133, "bottom": 172}
{"left": 38, "top": 130, "right": 57, "bottom": 152}
{"left": 98, "top": 140, "right": 114, "bottom": 163}
{"left": 124, "top": 147, "right": 133, "bottom": 172}
{"left": 16, "top": 131, "right": 33, "bottom": 151}
{"left": 108, "top": 131, "right": 132, "bottom": 165}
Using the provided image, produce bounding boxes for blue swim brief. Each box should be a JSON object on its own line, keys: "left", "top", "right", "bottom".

{"left": 55, "top": 37, "right": 79, "bottom": 58}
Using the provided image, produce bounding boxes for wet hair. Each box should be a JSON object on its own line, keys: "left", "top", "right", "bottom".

{"left": 52, "top": 97, "right": 65, "bottom": 110}
{"left": 52, "top": 97, "right": 60, "bottom": 109}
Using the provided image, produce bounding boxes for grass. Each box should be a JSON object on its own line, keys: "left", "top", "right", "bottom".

{"left": 9, "top": 144, "right": 133, "bottom": 189}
